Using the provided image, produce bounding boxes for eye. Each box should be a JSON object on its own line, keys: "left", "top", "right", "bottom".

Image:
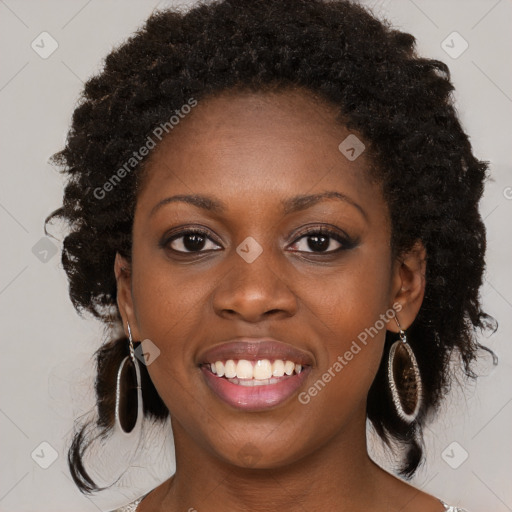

{"left": 288, "top": 227, "right": 355, "bottom": 254}
{"left": 161, "top": 226, "right": 356, "bottom": 255}
{"left": 163, "top": 228, "right": 221, "bottom": 253}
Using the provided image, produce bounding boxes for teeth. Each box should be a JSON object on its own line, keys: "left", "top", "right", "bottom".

{"left": 253, "top": 359, "right": 272, "bottom": 380}
{"left": 208, "top": 359, "right": 304, "bottom": 380}
{"left": 284, "top": 360, "right": 295, "bottom": 376}
{"left": 224, "top": 359, "right": 237, "bottom": 378}
{"left": 236, "top": 359, "right": 254, "bottom": 379}
{"left": 215, "top": 361, "right": 225, "bottom": 377}
{"left": 272, "top": 359, "right": 285, "bottom": 377}
{"left": 226, "top": 376, "right": 286, "bottom": 386}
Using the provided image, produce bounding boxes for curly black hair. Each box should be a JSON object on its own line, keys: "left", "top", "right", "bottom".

{"left": 45, "top": 0, "right": 496, "bottom": 495}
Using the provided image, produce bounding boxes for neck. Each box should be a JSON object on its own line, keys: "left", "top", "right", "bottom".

{"left": 157, "top": 406, "right": 385, "bottom": 512}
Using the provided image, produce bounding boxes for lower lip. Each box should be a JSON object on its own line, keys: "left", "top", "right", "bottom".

{"left": 200, "top": 365, "right": 311, "bottom": 411}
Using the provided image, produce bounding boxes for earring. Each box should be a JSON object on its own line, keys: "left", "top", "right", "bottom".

{"left": 89, "top": 322, "right": 145, "bottom": 488}
{"left": 114, "top": 321, "right": 143, "bottom": 435}
{"left": 387, "top": 317, "right": 422, "bottom": 423}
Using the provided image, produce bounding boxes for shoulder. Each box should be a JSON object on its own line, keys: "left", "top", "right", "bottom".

{"left": 371, "top": 466, "right": 469, "bottom": 512}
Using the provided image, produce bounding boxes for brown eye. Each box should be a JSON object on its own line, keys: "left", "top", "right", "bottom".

{"left": 289, "top": 228, "right": 357, "bottom": 254}
{"left": 164, "top": 229, "right": 221, "bottom": 253}
{"left": 291, "top": 233, "right": 340, "bottom": 253}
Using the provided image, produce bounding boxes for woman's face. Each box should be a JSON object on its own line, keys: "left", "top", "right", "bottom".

{"left": 117, "top": 89, "right": 409, "bottom": 469}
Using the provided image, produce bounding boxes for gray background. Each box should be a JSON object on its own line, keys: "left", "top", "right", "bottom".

{"left": 0, "top": 0, "right": 511, "bottom": 511}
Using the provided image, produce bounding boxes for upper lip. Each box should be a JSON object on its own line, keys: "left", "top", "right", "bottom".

{"left": 198, "top": 338, "right": 315, "bottom": 366}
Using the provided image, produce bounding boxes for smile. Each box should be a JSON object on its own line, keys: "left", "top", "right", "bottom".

{"left": 200, "top": 359, "right": 311, "bottom": 411}
{"left": 206, "top": 358, "right": 304, "bottom": 380}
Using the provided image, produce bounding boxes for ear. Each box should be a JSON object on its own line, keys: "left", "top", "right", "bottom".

{"left": 114, "top": 252, "right": 138, "bottom": 339}
{"left": 388, "top": 240, "right": 427, "bottom": 332}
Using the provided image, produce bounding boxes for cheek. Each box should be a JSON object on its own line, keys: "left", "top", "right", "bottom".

{"left": 301, "top": 251, "right": 392, "bottom": 397}
{"left": 305, "top": 248, "right": 393, "bottom": 340}
{"left": 131, "top": 245, "right": 205, "bottom": 341}
{"left": 128, "top": 251, "right": 205, "bottom": 400}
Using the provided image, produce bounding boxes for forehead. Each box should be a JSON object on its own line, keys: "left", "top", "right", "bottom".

{"left": 146, "top": 88, "right": 354, "bottom": 165}
{"left": 136, "top": 88, "right": 383, "bottom": 219}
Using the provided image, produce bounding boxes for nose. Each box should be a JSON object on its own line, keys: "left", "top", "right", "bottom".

{"left": 212, "top": 246, "right": 298, "bottom": 323}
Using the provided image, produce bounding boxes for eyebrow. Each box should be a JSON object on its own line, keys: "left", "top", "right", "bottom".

{"left": 149, "top": 191, "right": 368, "bottom": 221}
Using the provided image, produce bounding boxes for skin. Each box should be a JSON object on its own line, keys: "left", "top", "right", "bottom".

{"left": 115, "top": 88, "right": 442, "bottom": 511}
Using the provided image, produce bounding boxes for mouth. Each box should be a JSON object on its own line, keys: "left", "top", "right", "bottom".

{"left": 197, "top": 339, "right": 314, "bottom": 411}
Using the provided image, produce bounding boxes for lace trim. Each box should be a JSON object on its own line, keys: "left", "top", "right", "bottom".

{"left": 111, "top": 492, "right": 148, "bottom": 512}
{"left": 439, "top": 499, "right": 469, "bottom": 511}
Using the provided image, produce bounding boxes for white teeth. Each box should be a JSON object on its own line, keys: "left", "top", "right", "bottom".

{"left": 226, "top": 376, "right": 285, "bottom": 386}
{"left": 272, "top": 360, "right": 285, "bottom": 377}
{"left": 284, "top": 360, "right": 295, "bottom": 376}
{"left": 224, "top": 359, "right": 237, "bottom": 378}
{"left": 253, "top": 359, "right": 272, "bottom": 380}
{"left": 215, "top": 361, "right": 225, "bottom": 377}
{"left": 236, "top": 359, "right": 254, "bottom": 379}
{"left": 208, "top": 359, "right": 304, "bottom": 380}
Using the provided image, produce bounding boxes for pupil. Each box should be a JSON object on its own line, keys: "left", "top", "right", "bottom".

{"left": 184, "top": 233, "right": 205, "bottom": 251}
{"left": 308, "top": 235, "right": 329, "bottom": 252}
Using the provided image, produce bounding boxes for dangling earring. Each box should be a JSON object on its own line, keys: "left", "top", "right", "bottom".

{"left": 114, "top": 321, "right": 143, "bottom": 436}
{"left": 387, "top": 316, "right": 422, "bottom": 423}
{"left": 88, "top": 322, "right": 145, "bottom": 489}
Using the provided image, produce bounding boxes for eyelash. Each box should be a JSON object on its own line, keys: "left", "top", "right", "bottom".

{"left": 160, "top": 226, "right": 357, "bottom": 256}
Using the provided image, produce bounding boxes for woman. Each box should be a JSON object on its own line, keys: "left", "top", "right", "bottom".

{"left": 45, "top": 0, "right": 495, "bottom": 510}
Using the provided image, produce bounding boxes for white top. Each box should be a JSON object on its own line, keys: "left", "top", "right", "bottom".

{"left": 110, "top": 494, "right": 469, "bottom": 511}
